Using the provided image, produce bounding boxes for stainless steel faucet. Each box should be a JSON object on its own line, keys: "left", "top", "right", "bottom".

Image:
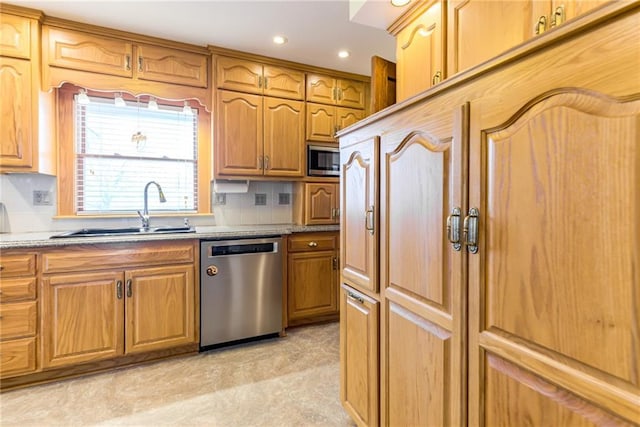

{"left": 137, "top": 181, "right": 166, "bottom": 230}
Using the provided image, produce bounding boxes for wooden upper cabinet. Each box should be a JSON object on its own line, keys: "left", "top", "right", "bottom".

{"left": 0, "top": 13, "right": 31, "bottom": 59}
{"left": 447, "top": 0, "right": 547, "bottom": 75}
{"left": 263, "top": 97, "right": 305, "bottom": 177}
{"left": 136, "top": 43, "right": 207, "bottom": 87}
{"left": 307, "top": 103, "right": 364, "bottom": 143}
{"left": 394, "top": 0, "right": 445, "bottom": 101}
{"left": 306, "top": 183, "right": 339, "bottom": 225}
{"left": 340, "top": 136, "right": 378, "bottom": 294}
{"left": 216, "top": 56, "right": 304, "bottom": 100}
{"left": 0, "top": 57, "right": 32, "bottom": 169}
{"left": 307, "top": 73, "right": 366, "bottom": 109}
{"left": 44, "top": 26, "right": 133, "bottom": 77}
{"left": 215, "top": 90, "right": 263, "bottom": 176}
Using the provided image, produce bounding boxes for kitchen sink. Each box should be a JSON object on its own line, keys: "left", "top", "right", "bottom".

{"left": 50, "top": 226, "right": 196, "bottom": 238}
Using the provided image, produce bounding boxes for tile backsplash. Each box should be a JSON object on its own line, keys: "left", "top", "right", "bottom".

{"left": 0, "top": 175, "right": 292, "bottom": 233}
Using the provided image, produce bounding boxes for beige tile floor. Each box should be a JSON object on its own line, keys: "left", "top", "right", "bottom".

{"left": 0, "top": 322, "right": 353, "bottom": 427}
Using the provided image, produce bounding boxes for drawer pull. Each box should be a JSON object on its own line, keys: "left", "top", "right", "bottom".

{"left": 0, "top": 265, "right": 4, "bottom": 271}
{"left": 308, "top": 241, "right": 318, "bottom": 247}
{"left": 347, "top": 291, "right": 364, "bottom": 304}
{"left": 126, "top": 279, "right": 132, "bottom": 298}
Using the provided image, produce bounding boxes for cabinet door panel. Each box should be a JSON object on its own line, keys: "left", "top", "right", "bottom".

{"left": 215, "top": 56, "right": 262, "bottom": 94}
{"left": 0, "top": 301, "right": 36, "bottom": 339}
{"left": 125, "top": 265, "right": 195, "bottom": 354}
{"left": 380, "top": 105, "right": 467, "bottom": 426}
{"left": 263, "top": 65, "right": 305, "bottom": 100}
{"left": 42, "top": 272, "right": 124, "bottom": 368}
{"left": 45, "top": 27, "right": 133, "bottom": 77}
{"left": 0, "top": 337, "right": 36, "bottom": 378}
{"left": 468, "top": 91, "right": 640, "bottom": 425}
{"left": 263, "top": 97, "right": 304, "bottom": 177}
{"left": 306, "top": 74, "right": 336, "bottom": 104}
{"left": 337, "top": 108, "right": 365, "bottom": 134}
{"left": 0, "top": 58, "right": 32, "bottom": 168}
{"left": 136, "top": 43, "right": 207, "bottom": 87}
{"left": 337, "top": 79, "right": 366, "bottom": 109}
{"left": 287, "top": 251, "right": 338, "bottom": 321}
{"left": 307, "top": 103, "right": 336, "bottom": 142}
{"left": 340, "top": 284, "right": 379, "bottom": 427}
{"left": 448, "top": 0, "right": 540, "bottom": 75}
{"left": 215, "top": 90, "right": 263, "bottom": 176}
{"left": 396, "top": 1, "right": 444, "bottom": 101}
{"left": 341, "top": 136, "right": 378, "bottom": 293}
{"left": 0, "top": 14, "right": 31, "bottom": 59}
{"left": 305, "top": 183, "right": 338, "bottom": 225}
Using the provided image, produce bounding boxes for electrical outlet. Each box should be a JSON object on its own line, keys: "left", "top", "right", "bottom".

{"left": 213, "top": 193, "right": 226, "bottom": 205}
{"left": 278, "top": 193, "right": 290, "bottom": 205}
{"left": 33, "top": 190, "right": 53, "bottom": 206}
{"left": 255, "top": 193, "right": 267, "bottom": 206}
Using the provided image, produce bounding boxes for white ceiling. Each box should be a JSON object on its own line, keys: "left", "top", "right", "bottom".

{"left": 12, "top": 0, "right": 406, "bottom": 76}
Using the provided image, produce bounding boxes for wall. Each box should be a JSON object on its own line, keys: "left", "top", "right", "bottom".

{"left": 0, "top": 174, "right": 292, "bottom": 233}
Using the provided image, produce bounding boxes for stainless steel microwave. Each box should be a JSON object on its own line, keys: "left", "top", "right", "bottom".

{"left": 307, "top": 145, "right": 340, "bottom": 177}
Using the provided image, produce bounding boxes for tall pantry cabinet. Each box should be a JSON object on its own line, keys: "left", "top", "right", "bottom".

{"left": 338, "top": 3, "right": 640, "bottom": 426}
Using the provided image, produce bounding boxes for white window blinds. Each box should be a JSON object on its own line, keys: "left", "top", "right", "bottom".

{"left": 74, "top": 94, "right": 198, "bottom": 214}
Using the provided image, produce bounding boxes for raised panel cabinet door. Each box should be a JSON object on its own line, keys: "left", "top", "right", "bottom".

{"left": 125, "top": 265, "right": 195, "bottom": 354}
{"left": 340, "top": 136, "right": 379, "bottom": 293}
{"left": 337, "top": 79, "right": 366, "bottom": 109}
{"left": 340, "top": 284, "right": 379, "bottom": 427}
{"left": 0, "top": 57, "right": 32, "bottom": 168}
{"left": 307, "top": 103, "right": 337, "bottom": 143}
{"left": 41, "top": 271, "right": 125, "bottom": 368}
{"left": 306, "top": 73, "right": 337, "bottom": 105}
{"left": 468, "top": 91, "right": 640, "bottom": 426}
{"left": 396, "top": 0, "right": 444, "bottom": 101}
{"left": 215, "top": 56, "right": 262, "bottom": 94}
{"left": 337, "top": 107, "right": 365, "bottom": 134}
{"left": 447, "top": 0, "right": 544, "bottom": 75}
{"left": 263, "top": 65, "right": 305, "bottom": 100}
{"left": 136, "top": 43, "right": 207, "bottom": 87}
{"left": 287, "top": 250, "right": 338, "bottom": 322}
{"left": 379, "top": 104, "right": 467, "bottom": 426}
{"left": 215, "top": 90, "right": 264, "bottom": 176}
{"left": 263, "top": 97, "right": 304, "bottom": 177}
{"left": 0, "top": 337, "right": 36, "bottom": 378}
{"left": 0, "top": 13, "right": 31, "bottom": 59}
{"left": 44, "top": 26, "right": 133, "bottom": 77}
{"left": 306, "top": 183, "right": 339, "bottom": 225}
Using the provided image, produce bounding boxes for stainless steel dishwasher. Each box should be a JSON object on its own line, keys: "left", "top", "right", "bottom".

{"left": 200, "top": 236, "right": 282, "bottom": 350}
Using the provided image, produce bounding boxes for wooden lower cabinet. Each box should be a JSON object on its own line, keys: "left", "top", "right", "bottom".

{"left": 340, "top": 284, "right": 379, "bottom": 427}
{"left": 287, "top": 232, "right": 339, "bottom": 326}
{"left": 40, "top": 241, "right": 197, "bottom": 370}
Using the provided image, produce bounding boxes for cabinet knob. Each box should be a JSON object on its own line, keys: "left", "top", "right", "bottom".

{"left": 308, "top": 241, "right": 318, "bottom": 247}
{"left": 206, "top": 265, "right": 219, "bottom": 276}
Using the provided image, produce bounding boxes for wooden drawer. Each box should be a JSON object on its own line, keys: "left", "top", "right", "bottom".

{"left": 288, "top": 233, "right": 337, "bottom": 252}
{"left": 0, "top": 278, "right": 36, "bottom": 302}
{"left": 0, "top": 301, "right": 37, "bottom": 340}
{"left": 0, "top": 253, "right": 36, "bottom": 277}
{"left": 0, "top": 337, "right": 36, "bottom": 378}
{"left": 42, "top": 241, "right": 196, "bottom": 274}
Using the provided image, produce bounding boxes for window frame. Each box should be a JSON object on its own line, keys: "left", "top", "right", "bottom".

{"left": 56, "top": 84, "right": 212, "bottom": 217}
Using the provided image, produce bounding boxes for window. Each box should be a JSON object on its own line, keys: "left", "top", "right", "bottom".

{"left": 56, "top": 85, "right": 211, "bottom": 217}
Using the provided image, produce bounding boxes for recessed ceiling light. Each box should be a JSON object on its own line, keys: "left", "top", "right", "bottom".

{"left": 338, "top": 50, "right": 350, "bottom": 59}
{"left": 273, "top": 35, "right": 287, "bottom": 45}
{"left": 391, "top": 0, "right": 411, "bottom": 6}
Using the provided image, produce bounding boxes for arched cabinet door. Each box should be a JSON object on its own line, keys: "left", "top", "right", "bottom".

{"left": 379, "top": 104, "right": 468, "bottom": 427}
{"left": 467, "top": 89, "right": 640, "bottom": 426}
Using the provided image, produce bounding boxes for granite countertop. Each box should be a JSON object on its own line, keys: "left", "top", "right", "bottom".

{"left": 0, "top": 224, "right": 340, "bottom": 249}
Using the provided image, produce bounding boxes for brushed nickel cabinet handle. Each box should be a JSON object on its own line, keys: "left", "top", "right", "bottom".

{"left": 116, "top": 280, "right": 123, "bottom": 299}
{"left": 264, "top": 155, "right": 270, "bottom": 170}
{"left": 432, "top": 71, "right": 442, "bottom": 85}
{"left": 125, "top": 54, "right": 131, "bottom": 71}
{"left": 365, "top": 206, "right": 375, "bottom": 235}
{"left": 535, "top": 15, "right": 547, "bottom": 35}
{"left": 463, "top": 207, "right": 479, "bottom": 254}
{"left": 347, "top": 291, "right": 364, "bottom": 304}
{"left": 137, "top": 56, "right": 143, "bottom": 72}
{"left": 258, "top": 76, "right": 263, "bottom": 88}
{"left": 447, "top": 207, "right": 462, "bottom": 251}
{"left": 126, "top": 279, "right": 132, "bottom": 297}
